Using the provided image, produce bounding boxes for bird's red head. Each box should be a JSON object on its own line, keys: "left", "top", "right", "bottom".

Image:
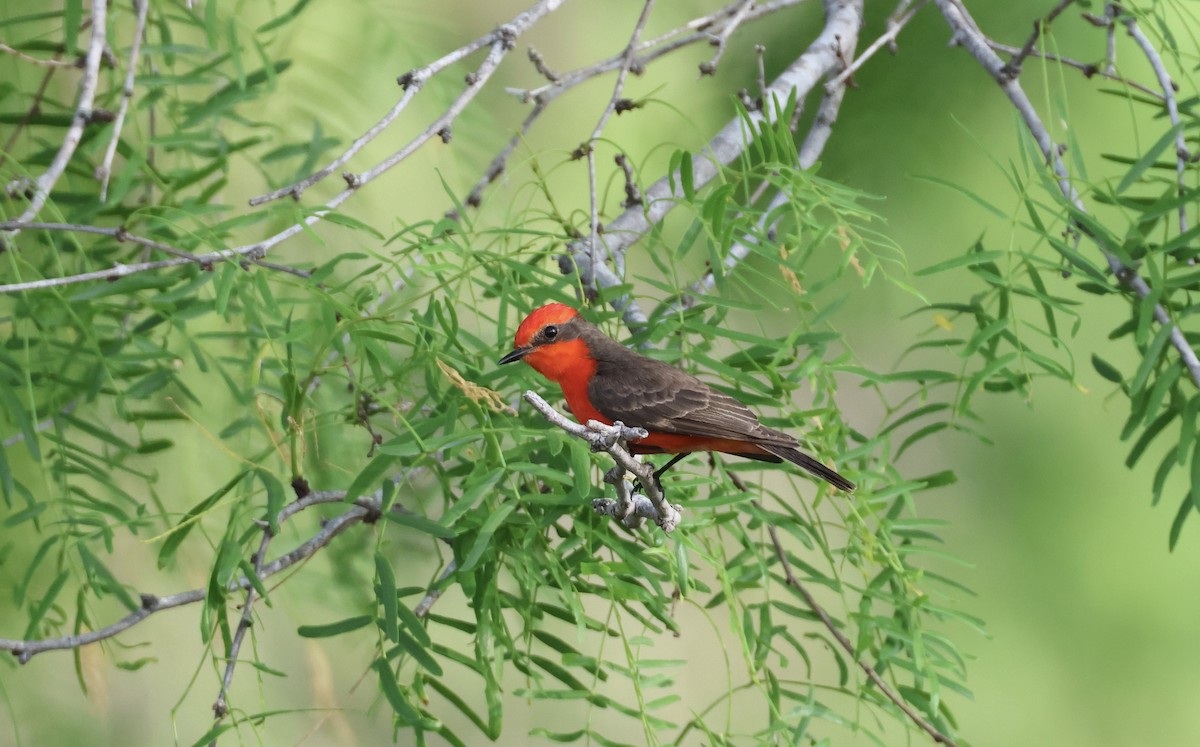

{"left": 513, "top": 303, "right": 579, "bottom": 348}
{"left": 498, "top": 303, "right": 590, "bottom": 383}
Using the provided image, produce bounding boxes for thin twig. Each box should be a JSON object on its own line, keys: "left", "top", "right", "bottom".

{"left": 1104, "top": 3, "right": 1117, "bottom": 74}
{"left": 1, "top": 63, "right": 59, "bottom": 164}
{"left": 1, "top": 401, "right": 77, "bottom": 448}
{"left": 211, "top": 524, "right": 274, "bottom": 723}
{"left": 758, "top": 501, "right": 960, "bottom": 746}
{"left": 699, "top": 0, "right": 755, "bottom": 76}
{"left": 0, "top": 489, "right": 434, "bottom": 663}
{"left": 1122, "top": 12, "right": 1190, "bottom": 234}
{"left": 999, "top": 0, "right": 1076, "bottom": 80}
{"left": 4, "top": 0, "right": 107, "bottom": 237}
{"left": 0, "top": 220, "right": 205, "bottom": 263}
{"left": 523, "top": 390, "right": 682, "bottom": 531}
{"left": 413, "top": 560, "right": 459, "bottom": 618}
{"left": 826, "top": 0, "right": 927, "bottom": 91}
{"left": 561, "top": 0, "right": 863, "bottom": 334}
{"left": 0, "top": 41, "right": 77, "bottom": 67}
{"left": 933, "top": 0, "right": 1200, "bottom": 388}
{"left": 984, "top": 39, "right": 1162, "bottom": 99}
{"left": 249, "top": 0, "right": 565, "bottom": 206}
{"left": 583, "top": 0, "right": 656, "bottom": 285}
{"left": 97, "top": 0, "right": 150, "bottom": 202}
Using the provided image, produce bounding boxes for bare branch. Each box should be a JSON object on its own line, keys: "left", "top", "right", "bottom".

{"left": 96, "top": 0, "right": 150, "bottom": 202}
{"left": 561, "top": 0, "right": 864, "bottom": 333}
{"left": 698, "top": 0, "right": 755, "bottom": 76}
{"left": 826, "top": 0, "right": 928, "bottom": 91}
{"left": 211, "top": 523, "right": 274, "bottom": 722}
{"left": 1122, "top": 12, "right": 1190, "bottom": 234}
{"left": 932, "top": 0, "right": 1200, "bottom": 389}
{"left": 0, "top": 41, "right": 76, "bottom": 68}
{"left": 999, "top": 0, "right": 1076, "bottom": 81}
{"left": 3, "top": 0, "right": 107, "bottom": 238}
{"left": 249, "top": 0, "right": 566, "bottom": 206}
{"left": 583, "top": 0, "right": 657, "bottom": 297}
{"left": 0, "top": 220, "right": 205, "bottom": 264}
{"left": 758, "top": 500, "right": 960, "bottom": 747}
{"left": 413, "top": 560, "right": 459, "bottom": 618}
{"left": 0, "top": 489, "right": 434, "bottom": 664}
{"left": 522, "top": 390, "right": 682, "bottom": 531}
{"left": 983, "top": 39, "right": 1163, "bottom": 99}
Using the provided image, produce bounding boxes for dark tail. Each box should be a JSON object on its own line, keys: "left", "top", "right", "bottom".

{"left": 759, "top": 444, "right": 855, "bottom": 492}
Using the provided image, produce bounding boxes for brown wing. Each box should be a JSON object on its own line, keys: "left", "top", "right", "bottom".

{"left": 587, "top": 354, "right": 795, "bottom": 446}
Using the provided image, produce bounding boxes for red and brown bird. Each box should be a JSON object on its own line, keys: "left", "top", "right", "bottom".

{"left": 499, "top": 303, "right": 854, "bottom": 492}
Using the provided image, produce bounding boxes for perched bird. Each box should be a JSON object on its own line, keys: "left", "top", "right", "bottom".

{"left": 499, "top": 303, "right": 854, "bottom": 492}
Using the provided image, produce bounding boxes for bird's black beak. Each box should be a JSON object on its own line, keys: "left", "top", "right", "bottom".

{"left": 498, "top": 347, "right": 531, "bottom": 365}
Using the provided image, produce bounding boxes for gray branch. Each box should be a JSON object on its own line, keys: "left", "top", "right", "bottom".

{"left": 0, "top": 489, "right": 436, "bottom": 664}
{"left": 522, "top": 390, "right": 682, "bottom": 532}
{"left": 3, "top": 0, "right": 107, "bottom": 239}
{"left": 561, "top": 0, "right": 864, "bottom": 331}
{"left": 933, "top": 0, "right": 1200, "bottom": 390}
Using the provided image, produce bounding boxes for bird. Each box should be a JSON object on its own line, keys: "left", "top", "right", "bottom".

{"left": 498, "top": 302, "right": 854, "bottom": 492}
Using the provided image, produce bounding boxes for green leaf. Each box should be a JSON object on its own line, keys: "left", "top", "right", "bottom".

{"left": 297, "top": 615, "right": 372, "bottom": 638}
{"left": 23, "top": 570, "right": 68, "bottom": 640}
{"left": 257, "top": 469, "right": 285, "bottom": 535}
{"left": 321, "top": 210, "right": 385, "bottom": 240}
{"left": 382, "top": 511, "right": 455, "bottom": 539}
{"left": 375, "top": 552, "right": 399, "bottom": 642}
{"left": 1046, "top": 236, "right": 1108, "bottom": 283}
{"left": 0, "top": 378, "right": 41, "bottom": 461}
{"left": 458, "top": 502, "right": 516, "bottom": 573}
{"left": 374, "top": 658, "right": 421, "bottom": 725}
{"left": 158, "top": 471, "right": 249, "bottom": 569}
{"left": 257, "top": 0, "right": 313, "bottom": 32}
{"left": 1091, "top": 354, "right": 1123, "bottom": 384}
{"left": 77, "top": 545, "right": 138, "bottom": 611}
{"left": 1170, "top": 493, "right": 1193, "bottom": 551}
{"left": 63, "top": 0, "right": 81, "bottom": 56}
{"left": 679, "top": 151, "right": 694, "bottom": 202}
{"left": 344, "top": 453, "right": 398, "bottom": 505}
{"left": 1190, "top": 436, "right": 1200, "bottom": 512}
{"left": 389, "top": 627, "right": 444, "bottom": 676}
{"left": 911, "top": 174, "right": 1007, "bottom": 219}
{"left": 915, "top": 250, "right": 1006, "bottom": 277}
{"left": 1115, "top": 124, "right": 1183, "bottom": 195}
{"left": 1129, "top": 324, "right": 1172, "bottom": 395}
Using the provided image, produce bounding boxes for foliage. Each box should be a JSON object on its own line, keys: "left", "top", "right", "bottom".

{"left": 0, "top": 1, "right": 1194, "bottom": 746}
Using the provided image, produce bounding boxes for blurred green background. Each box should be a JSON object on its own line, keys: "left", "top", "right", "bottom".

{"left": 3, "top": 0, "right": 1200, "bottom": 745}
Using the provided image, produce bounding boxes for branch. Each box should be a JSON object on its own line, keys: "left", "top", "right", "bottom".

{"left": 0, "top": 489, "right": 434, "bottom": 664}
{"left": 983, "top": 39, "right": 1162, "bottom": 99}
{"left": 826, "top": 0, "right": 927, "bottom": 91}
{"left": 758, "top": 500, "right": 960, "bottom": 746}
{"left": 96, "top": 0, "right": 150, "bottom": 202}
{"left": 1122, "top": 12, "right": 1190, "bottom": 235}
{"left": 0, "top": 41, "right": 77, "bottom": 68}
{"left": 211, "top": 521, "right": 275, "bottom": 722}
{"left": 561, "top": 0, "right": 864, "bottom": 331}
{"left": 698, "top": 0, "right": 755, "bottom": 75}
{"left": 582, "top": 0, "right": 656, "bottom": 288}
{"left": 933, "top": 0, "right": 1200, "bottom": 391}
{"left": 249, "top": 0, "right": 565, "bottom": 206}
{"left": 522, "top": 390, "right": 682, "bottom": 532}
{"left": 458, "top": 0, "right": 812, "bottom": 220}
{"left": 3, "top": 0, "right": 107, "bottom": 238}
{"left": 0, "top": 221, "right": 206, "bottom": 263}
{"left": 998, "top": 0, "right": 1075, "bottom": 80}
{"left": 674, "top": 4, "right": 862, "bottom": 313}
{"left": 413, "top": 559, "right": 459, "bottom": 618}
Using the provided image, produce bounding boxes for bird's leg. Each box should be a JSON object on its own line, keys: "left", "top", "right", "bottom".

{"left": 633, "top": 453, "right": 690, "bottom": 495}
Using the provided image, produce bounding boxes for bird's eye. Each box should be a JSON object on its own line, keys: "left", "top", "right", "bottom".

{"left": 543, "top": 325, "right": 558, "bottom": 341}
